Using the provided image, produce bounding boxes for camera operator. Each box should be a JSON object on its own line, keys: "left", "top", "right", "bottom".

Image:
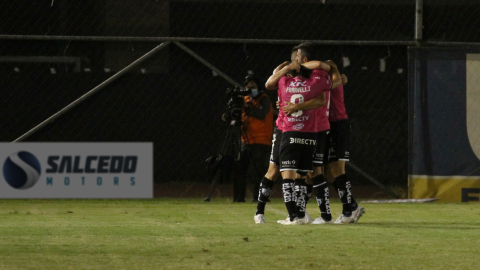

{"left": 233, "top": 74, "right": 274, "bottom": 202}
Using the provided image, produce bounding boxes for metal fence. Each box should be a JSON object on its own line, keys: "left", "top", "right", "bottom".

{"left": 1, "top": 0, "right": 479, "bottom": 198}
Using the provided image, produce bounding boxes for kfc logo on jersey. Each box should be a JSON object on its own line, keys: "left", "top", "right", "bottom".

{"left": 289, "top": 81, "right": 307, "bottom": 87}
{"left": 293, "top": 123, "right": 304, "bottom": 130}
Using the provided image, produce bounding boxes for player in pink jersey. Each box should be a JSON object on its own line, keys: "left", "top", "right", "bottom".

{"left": 264, "top": 53, "right": 340, "bottom": 225}
{"left": 323, "top": 72, "right": 365, "bottom": 224}
{"left": 255, "top": 47, "right": 340, "bottom": 224}
{"left": 280, "top": 43, "right": 339, "bottom": 224}
{"left": 254, "top": 53, "right": 296, "bottom": 224}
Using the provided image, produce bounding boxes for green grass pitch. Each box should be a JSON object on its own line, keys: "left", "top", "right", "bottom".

{"left": 1, "top": 198, "right": 480, "bottom": 269}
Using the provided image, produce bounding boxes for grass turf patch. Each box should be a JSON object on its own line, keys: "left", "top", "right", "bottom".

{"left": 0, "top": 198, "right": 480, "bottom": 269}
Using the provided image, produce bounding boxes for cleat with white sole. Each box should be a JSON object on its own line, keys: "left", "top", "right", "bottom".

{"left": 351, "top": 206, "right": 365, "bottom": 223}
{"left": 254, "top": 214, "right": 266, "bottom": 224}
{"left": 312, "top": 217, "right": 333, "bottom": 224}
{"left": 282, "top": 217, "right": 301, "bottom": 225}
{"left": 334, "top": 205, "right": 366, "bottom": 224}
{"left": 334, "top": 214, "right": 353, "bottom": 224}
{"left": 296, "top": 216, "right": 308, "bottom": 225}
{"left": 277, "top": 216, "right": 289, "bottom": 224}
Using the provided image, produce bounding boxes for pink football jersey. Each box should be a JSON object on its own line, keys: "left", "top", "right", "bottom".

{"left": 329, "top": 84, "right": 348, "bottom": 122}
{"left": 311, "top": 70, "right": 331, "bottom": 132}
{"left": 278, "top": 72, "right": 331, "bottom": 132}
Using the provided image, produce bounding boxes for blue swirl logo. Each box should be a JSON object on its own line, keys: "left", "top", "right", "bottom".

{"left": 3, "top": 151, "right": 41, "bottom": 189}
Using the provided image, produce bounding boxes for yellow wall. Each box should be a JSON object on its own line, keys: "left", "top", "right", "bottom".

{"left": 409, "top": 176, "right": 480, "bottom": 202}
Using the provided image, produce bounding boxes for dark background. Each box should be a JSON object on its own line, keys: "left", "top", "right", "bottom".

{"left": 1, "top": 0, "right": 479, "bottom": 189}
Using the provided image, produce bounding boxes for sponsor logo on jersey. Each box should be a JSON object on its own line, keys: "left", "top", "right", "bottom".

{"left": 287, "top": 116, "right": 309, "bottom": 122}
{"left": 282, "top": 160, "right": 296, "bottom": 165}
{"left": 289, "top": 138, "right": 317, "bottom": 145}
{"left": 293, "top": 123, "right": 304, "bottom": 130}
{"left": 289, "top": 81, "right": 307, "bottom": 87}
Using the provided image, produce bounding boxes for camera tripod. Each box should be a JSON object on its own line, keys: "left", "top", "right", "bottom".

{"left": 204, "top": 121, "right": 243, "bottom": 202}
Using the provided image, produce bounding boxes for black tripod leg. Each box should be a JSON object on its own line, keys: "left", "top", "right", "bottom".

{"left": 204, "top": 170, "right": 220, "bottom": 202}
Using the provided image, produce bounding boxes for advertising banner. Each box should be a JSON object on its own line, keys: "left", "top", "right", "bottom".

{"left": 0, "top": 143, "right": 153, "bottom": 198}
{"left": 409, "top": 48, "right": 480, "bottom": 202}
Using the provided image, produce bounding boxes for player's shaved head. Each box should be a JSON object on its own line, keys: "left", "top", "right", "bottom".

{"left": 290, "top": 48, "right": 298, "bottom": 63}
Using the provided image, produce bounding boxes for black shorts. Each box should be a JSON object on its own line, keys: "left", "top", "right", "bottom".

{"left": 324, "top": 119, "right": 351, "bottom": 164}
{"left": 312, "top": 130, "right": 329, "bottom": 167}
{"left": 269, "top": 127, "right": 282, "bottom": 166}
{"left": 279, "top": 131, "right": 317, "bottom": 174}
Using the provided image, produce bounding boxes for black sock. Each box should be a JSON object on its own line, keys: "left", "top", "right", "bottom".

{"left": 255, "top": 177, "right": 275, "bottom": 215}
{"left": 305, "top": 184, "right": 313, "bottom": 204}
{"left": 335, "top": 174, "right": 357, "bottom": 216}
{"left": 333, "top": 180, "right": 339, "bottom": 193}
{"left": 294, "top": 179, "right": 307, "bottom": 218}
{"left": 282, "top": 179, "right": 297, "bottom": 221}
{"left": 311, "top": 175, "right": 332, "bottom": 221}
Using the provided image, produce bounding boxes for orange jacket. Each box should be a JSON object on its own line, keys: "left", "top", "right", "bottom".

{"left": 241, "top": 93, "right": 274, "bottom": 145}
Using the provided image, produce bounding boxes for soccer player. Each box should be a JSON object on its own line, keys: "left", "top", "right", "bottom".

{"left": 254, "top": 49, "right": 335, "bottom": 224}
{"left": 281, "top": 43, "right": 338, "bottom": 224}
{"left": 323, "top": 71, "right": 365, "bottom": 224}
{"left": 254, "top": 50, "right": 297, "bottom": 224}
{"left": 265, "top": 58, "right": 340, "bottom": 225}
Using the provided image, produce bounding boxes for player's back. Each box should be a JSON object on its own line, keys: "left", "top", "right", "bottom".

{"left": 278, "top": 74, "right": 330, "bottom": 133}
{"left": 311, "top": 70, "right": 332, "bottom": 132}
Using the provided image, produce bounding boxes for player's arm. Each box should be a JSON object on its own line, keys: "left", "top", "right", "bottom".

{"left": 265, "top": 62, "right": 300, "bottom": 90}
{"left": 301, "top": 60, "right": 332, "bottom": 73}
{"left": 324, "top": 60, "right": 342, "bottom": 89}
{"left": 282, "top": 93, "right": 325, "bottom": 116}
{"left": 302, "top": 60, "right": 342, "bottom": 89}
{"left": 273, "top": 61, "right": 291, "bottom": 74}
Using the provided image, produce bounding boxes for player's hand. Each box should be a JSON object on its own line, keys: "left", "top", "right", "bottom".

{"left": 325, "top": 60, "right": 338, "bottom": 69}
{"left": 245, "top": 96, "right": 253, "bottom": 103}
{"left": 341, "top": 74, "right": 348, "bottom": 85}
{"left": 276, "top": 100, "right": 281, "bottom": 109}
{"left": 273, "top": 61, "right": 290, "bottom": 74}
{"left": 282, "top": 102, "right": 297, "bottom": 116}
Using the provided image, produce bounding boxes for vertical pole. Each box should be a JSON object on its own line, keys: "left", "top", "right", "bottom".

{"left": 415, "top": 0, "right": 423, "bottom": 41}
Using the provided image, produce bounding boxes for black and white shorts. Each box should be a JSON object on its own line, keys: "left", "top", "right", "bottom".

{"left": 312, "top": 130, "right": 329, "bottom": 167}
{"left": 279, "top": 131, "right": 317, "bottom": 174}
{"left": 269, "top": 127, "right": 282, "bottom": 166}
{"left": 324, "top": 119, "right": 351, "bottom": 164}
